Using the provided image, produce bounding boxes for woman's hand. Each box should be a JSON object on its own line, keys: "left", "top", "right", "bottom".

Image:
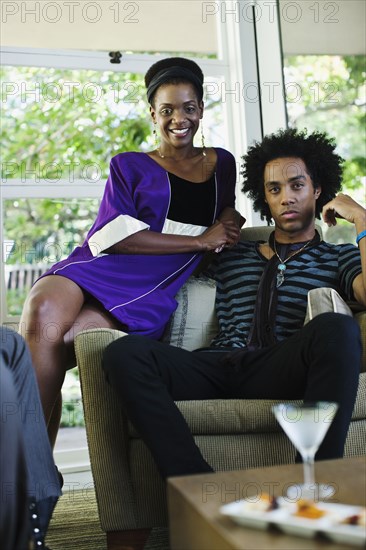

{"left": 196, "top": 219, "right": 242, "bottom": 252}
{"left": 208, "top": 206, "right": 246, "bottom": 252}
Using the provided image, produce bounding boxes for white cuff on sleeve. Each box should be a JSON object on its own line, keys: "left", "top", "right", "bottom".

{"left": 162, "top": 218, "right": 207, "bottom": 236}
{"left": 88, "top": 214, "right": 150, "bottom": 257}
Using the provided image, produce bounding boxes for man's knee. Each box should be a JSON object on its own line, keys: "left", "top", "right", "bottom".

{"left": 310, "top": 312, "right": 360, "bottom": 339}
{"left": 102, "top": 334, "right": 153, "bottom": 380}
{"left": 310, "top": 312, "right": 362, "bottom": 368}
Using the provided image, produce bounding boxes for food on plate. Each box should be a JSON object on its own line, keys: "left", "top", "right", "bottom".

{"left": 341, "top": 508, "right": 366, "bottom": 527}
{"left": 294, "top": 499, "right": 327, "bottom": 519}
{"left": 243, "top": 493, "right": 279, "bottom": 512}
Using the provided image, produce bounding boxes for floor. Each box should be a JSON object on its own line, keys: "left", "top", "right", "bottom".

{"left": 54, "top": 426, "right": 94, "bottom": 491}
{"left": 55, "top": 426, "right": 88, "bottom": 449}
{"left": 54, "top": 427, "right": 171, "bottom": 549}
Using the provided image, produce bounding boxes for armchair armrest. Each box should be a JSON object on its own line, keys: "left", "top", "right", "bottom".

{"left": 74, "top": 328, "right": 142, "bottom": 531}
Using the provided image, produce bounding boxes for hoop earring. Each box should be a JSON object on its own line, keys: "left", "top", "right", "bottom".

{"left": 201, "top": 121, "right": 207, "bottom": 157}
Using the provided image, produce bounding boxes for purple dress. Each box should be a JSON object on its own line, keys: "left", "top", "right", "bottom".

{"left": 41, "top": 148, "right": 236, "bottom": 339}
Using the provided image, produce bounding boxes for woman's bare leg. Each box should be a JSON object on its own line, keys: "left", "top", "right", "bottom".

{"left": 64, "top": 295, "right": 127, "bottom": 361}
{"left": 20, "top": 276, "right": 126, "bottom": 446}
{"left": 47, "top": 298, "right": 126, "bottom": 445}
{"left": 19, "top": 276, "right": 86, "bottom": 429}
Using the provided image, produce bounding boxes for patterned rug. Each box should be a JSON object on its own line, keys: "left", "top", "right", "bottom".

{"left": 46, "top": 488, "right": 169, "bottom": 550}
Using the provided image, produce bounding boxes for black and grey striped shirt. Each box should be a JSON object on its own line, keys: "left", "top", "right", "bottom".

{"left": 206, "top": 240, "right": 361, "bottom": 349}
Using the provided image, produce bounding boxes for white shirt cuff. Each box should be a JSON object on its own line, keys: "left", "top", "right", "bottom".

{"left": 88, "top": 214, "right": 150, "bottom": 257}
{"left": 162, "top": 218, "right": 207, "bottom": 237}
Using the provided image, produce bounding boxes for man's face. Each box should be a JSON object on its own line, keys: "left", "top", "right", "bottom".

{"left": 263, "top": 157, "right": 321, "bottom": 234}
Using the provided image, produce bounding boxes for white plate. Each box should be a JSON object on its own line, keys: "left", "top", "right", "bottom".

{"left": 220, "top": 498, "right": 366, "bottom": 546}
{"left": 219, "top": 500, "right": 282, "bottom": 530}
{"left": 324, "top": 520, "right": 366, "bottom": 547}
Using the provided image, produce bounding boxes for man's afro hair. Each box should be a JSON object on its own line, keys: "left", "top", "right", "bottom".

{"left": 241, "top": 127, "right": 344, "bottom": 224}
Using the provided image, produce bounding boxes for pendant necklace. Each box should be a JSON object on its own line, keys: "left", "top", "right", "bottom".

{"left": 273, "top": 237, "right": 313, "bottom": 288}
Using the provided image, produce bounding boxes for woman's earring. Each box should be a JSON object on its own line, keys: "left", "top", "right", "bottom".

{"left": 153, "top": 123, "right": 164, "bottom": 158}
{"left": 201, "top": 121, "right": 207, "bottom": 157}
{"left": 153, "top": 123, "right": 159, "bottom": 148}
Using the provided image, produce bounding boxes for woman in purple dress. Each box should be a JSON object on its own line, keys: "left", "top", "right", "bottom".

{"left": 20, "top": 56, "right": 244, "bottom": 446}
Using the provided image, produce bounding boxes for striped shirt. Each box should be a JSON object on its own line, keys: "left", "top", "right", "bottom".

{"left": 206, "top": 240, "right": 361, "bottom": 349}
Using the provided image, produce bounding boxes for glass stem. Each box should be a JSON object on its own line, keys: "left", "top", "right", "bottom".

{"left": 302, "top": 452, "right": 315, "bottom": 486}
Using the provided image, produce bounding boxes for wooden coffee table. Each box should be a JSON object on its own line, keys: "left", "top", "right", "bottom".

{"left": 167, "top": 456, "right": 366, "bottom": 549}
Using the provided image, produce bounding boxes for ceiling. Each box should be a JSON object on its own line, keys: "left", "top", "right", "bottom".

{"left": 0, "top": 0, "right": 217, "bottom": 54}
{"left": 279, "top": 0, "right": 366, "bottom": 55}
{"left": 1, "top": 0, "right": 365, "bottom": 56}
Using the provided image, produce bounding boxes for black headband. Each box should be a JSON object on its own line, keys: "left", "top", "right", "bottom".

{"left": 146, "top": 66, "right": 203, "bottom": 104}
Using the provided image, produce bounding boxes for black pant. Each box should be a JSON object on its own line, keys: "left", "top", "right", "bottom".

{"left": 0, "top": 361, "right": 29, "bottom": 550}
{"left": 0, "top": 327, "right": 61, "bottom": 549}
{"left": 103, "top": 313, "right": 361, "bottom": 479}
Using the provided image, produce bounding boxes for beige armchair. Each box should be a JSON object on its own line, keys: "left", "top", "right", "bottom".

{"left": 74, "top": 226, "right": 366, "bottom": 548}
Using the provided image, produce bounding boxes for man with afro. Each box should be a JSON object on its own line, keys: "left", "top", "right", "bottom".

{"left": 103, "top": 128, "right": 366, "bottom": 480}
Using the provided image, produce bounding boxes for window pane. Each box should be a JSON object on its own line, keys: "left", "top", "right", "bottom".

{"left": 1, "top": 66, "right": 150, "bottom": 181}
{"left": 283, "top": 55, "right": 365, "bottom": 244}
{"left": 4, "top": 197, "right": 100, "bottom": 316}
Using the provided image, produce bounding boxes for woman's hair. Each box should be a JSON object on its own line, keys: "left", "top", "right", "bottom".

{"left": 145, "top": 57, "right": 204, "bottom": 105}
{"left": 241, "top": 128, "right": 344, "bottom": 224}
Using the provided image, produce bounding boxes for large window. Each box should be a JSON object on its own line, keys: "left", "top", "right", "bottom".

{"left": 283, "top": 54, "right": 365, "bottom": 243}
{"left": 279, "top": 0, "right": 366, "bottom": 243}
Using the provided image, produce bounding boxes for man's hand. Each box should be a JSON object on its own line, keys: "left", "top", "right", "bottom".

{"left": 322, "top": 193, "right": 366, "bottom": 228}
{"left": 323, "top": 194, "right": 366, "bottom": 307}
{"left": 214, "top": 207, "right": 246, "bottom": 251}
{"left": 218, "top": 206, "right": 246, "bottom": 229}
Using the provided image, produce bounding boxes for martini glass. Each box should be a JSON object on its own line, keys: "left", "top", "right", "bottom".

{"left": 272, "top": 402, "right": 339, "bottom": 500}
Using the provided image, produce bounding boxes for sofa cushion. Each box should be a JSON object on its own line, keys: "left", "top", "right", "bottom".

{"left": 304, "top": 287, "right": 365, "bottom": 372}
{"left": 304, "top": 287, "right": 353, "bottom": 324}
{"left": 162, "top": 276, "right": 218, "bottom": 351}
